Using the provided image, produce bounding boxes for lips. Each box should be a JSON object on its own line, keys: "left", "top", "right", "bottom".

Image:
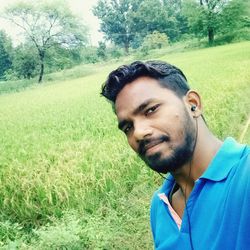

{"left": 145, "top": 140, "right": 163, "bottom": 154}
{"left": 138, "top": 135, "right": 170, "bottom": 157}
{"left": 139, "top": 137, "right": 167, "bottom": 156}
{"left": 145, "top": 140, "right": 163, "bottom": 152}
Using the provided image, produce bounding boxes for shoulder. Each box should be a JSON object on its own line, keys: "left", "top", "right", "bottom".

{"left": 236, "top": 145, "right": 250, "bottom": 176}
{"left": 236, "top": 143, "right": 250, "bottom": 168}
{"left": 230, "top": 145, "right": 250, "bottom": 193}
{"left": 223, "top": 138, "right": 250, "bottom": 176}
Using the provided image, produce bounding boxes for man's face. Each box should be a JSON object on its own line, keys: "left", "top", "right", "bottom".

{"left": 115, "top": 76, "right": 196, "bottom": 174}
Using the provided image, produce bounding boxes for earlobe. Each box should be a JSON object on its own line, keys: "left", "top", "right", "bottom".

{"left": 184, "top": 90, "right": 202, "bottom": 117}
{"left": 191, "top": 105, "right": 196, "bottom": 112}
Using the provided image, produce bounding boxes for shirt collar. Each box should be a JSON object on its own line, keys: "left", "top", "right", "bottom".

{"left": 200, "top": 137, "right": 248, "bottom": 182}
{"left": 159, "top": 137, "right": 248, "bottom": 194}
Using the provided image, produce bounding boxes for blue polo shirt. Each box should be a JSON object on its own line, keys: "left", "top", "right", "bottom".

{"left": 150, "top": 138, "right": 250, "bottom": 250}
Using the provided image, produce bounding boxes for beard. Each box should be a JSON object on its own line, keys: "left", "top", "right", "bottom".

{"left": 138, "top": 110, "right": 196, "bottom": 174}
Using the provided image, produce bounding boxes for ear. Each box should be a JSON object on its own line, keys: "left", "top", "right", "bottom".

{"left": 183, "top": 90, "right": 202, "bottom": 118}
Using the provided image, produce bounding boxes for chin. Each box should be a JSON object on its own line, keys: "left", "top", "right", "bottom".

{"left": 145, "top": 150, "right": 190, "bottom": 174}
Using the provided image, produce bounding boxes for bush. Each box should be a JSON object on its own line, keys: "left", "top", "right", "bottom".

{"left": 12, "top": 45, "right": 39, "bottom": 79}
{"left": 140, "top": 31, "right": 169, "bottom": 55}
{"left": 213, "top": 27, "right": 250, "bottom": 45}
{"left": 97, "top": 41, "right": 107, "bottom": 61}
{"left": 108, "top": 47, "right": 124, "bottom": 60}
{"left": 81, "top": 47, "right": 99, "bottom": 64}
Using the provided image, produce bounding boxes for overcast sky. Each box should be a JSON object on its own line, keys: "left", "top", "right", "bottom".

{"left": 0, "top": 0, "right": 103, "bottom": 46}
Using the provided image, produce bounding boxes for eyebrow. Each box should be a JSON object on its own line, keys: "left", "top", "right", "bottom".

{"left": 117, "top": 98, "right": 157, "bottom": 130}
{"left": 132, "top": 98, "right": 157, "bottom": 116}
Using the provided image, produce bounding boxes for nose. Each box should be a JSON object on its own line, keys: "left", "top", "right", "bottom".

{"left": 133, "top": 121, "right": 153, "bottom": 142}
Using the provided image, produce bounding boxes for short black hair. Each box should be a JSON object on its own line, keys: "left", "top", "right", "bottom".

{"left": 101, "top": 60, "right": 190, "bottom": 103}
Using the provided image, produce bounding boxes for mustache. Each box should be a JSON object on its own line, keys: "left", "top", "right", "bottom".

{"left": 138, "top": 135, "right": 170, "bottom": 156}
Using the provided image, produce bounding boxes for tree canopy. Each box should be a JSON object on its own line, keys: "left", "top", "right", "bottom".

{"left": 183, "top": 0, "right": 248, "bottom": 44}
{"left": 93, "top": 0, "right": 187, "bottom": 52}
{"left": 4, "top": 1, "right": 88, "bottom": 82}
{"left": 93, "top": 0, "right": 135, "bottom": 54}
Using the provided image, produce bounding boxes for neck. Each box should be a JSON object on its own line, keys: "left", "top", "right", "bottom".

{"left": 170, "top": 118, "right": 222, "bottom": 199}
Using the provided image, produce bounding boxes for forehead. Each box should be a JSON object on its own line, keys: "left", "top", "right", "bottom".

{"left": 115, "top": 76, "right": 179, "bottom": 118}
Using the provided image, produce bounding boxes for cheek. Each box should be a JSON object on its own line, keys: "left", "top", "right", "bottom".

{"left": 161, "top": 114, "right": 184, "bottom": 139}
{"left": 159, "top": 113, "right": 181, "bottom": 130}
{"left": 176, "top": 128, "right": 185, "bottom": 141}
{"left": 173, "top": 113, "right": 182, "bottom": 122}
{"left": 127, "top": 137, "right": 138, "bottom": 152}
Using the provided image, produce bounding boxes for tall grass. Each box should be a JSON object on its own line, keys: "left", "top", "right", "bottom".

{"left": 0, "top": 41, "right": 249, "bottom": 249}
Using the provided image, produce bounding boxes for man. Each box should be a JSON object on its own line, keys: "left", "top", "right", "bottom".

{"left": 101, "top": 61, "right": 250, "bottom": 249}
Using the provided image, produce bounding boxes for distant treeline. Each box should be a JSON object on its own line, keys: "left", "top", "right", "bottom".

{"left": 94, "top": 0, "right": 250, "bottom": 50}
{"left": 0, "top": 0, "right": 249, "bottom": 83}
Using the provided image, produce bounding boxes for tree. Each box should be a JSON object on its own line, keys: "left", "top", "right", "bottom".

{"left": 4, "top": 1, "right": 88, "bottom": 83}
{"left": 163, "top": 0, "right": 189, "bottom": 38}
{"left": 0, "top": 31, "right": 13, "bottom": 80}
{"left": 217, "top": 0, "right": 247, "bottom": 35}
{"left": 131, "top": 0, "right": 187, "bottom": 44}
{"left": 183, "top": 0, "right": 246, "bottom": 45}
{"left": 93, "top": 0, "right": 188, "bottom": 52}
{"left": 201, "top": 0, "right": 229, "bottom": 44}
{"left": 93, "top": 0, "right": 138, "bottom": 54}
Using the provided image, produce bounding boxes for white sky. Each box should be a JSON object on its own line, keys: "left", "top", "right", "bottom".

{"left": 0, "top": 0, "right": 103, "bottom": 46}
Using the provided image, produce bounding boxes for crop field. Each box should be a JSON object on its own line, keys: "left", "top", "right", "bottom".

{"left": 0, "top": 41, "right": 249, "bottom": 249}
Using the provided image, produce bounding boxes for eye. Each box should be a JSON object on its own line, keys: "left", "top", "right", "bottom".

{"left": 123, "top": 123, "right": 133, "bottom": 135}
{"left": 145, "top": 104, "right": 160, "bottom": 116}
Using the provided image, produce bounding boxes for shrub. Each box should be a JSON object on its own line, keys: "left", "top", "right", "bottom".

{"left": 140, "top": 31, "right": 169, "bottom": 55}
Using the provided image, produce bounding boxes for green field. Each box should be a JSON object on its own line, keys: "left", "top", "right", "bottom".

{"left": 0, "top": 42, "right": 249, "bottom": 249}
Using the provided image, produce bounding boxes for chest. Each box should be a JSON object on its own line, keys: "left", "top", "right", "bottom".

{"left": 153, "top": 175, "right": 250, "bottom": 250}
{"left": 171, "top": 189, "right": 185, "bottom": 219}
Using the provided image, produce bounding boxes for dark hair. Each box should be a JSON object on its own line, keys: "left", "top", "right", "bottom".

{"left": 101, "top": 60, "right": 191, "bottom": 103}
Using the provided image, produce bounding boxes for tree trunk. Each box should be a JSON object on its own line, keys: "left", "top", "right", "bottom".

{"left": 208, "top": 27, "right": 214, "bottom": 45}
{"left": 38, "top": 50, "right": 45, "bottom": 83}
{"left": 124, "top": 39, "right": 129, "bottom": 55}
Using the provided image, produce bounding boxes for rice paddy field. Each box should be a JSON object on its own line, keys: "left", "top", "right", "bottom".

{"left": 0, "top": 41, "right": 249, "bottom": 249}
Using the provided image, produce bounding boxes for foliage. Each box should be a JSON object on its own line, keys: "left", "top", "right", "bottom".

{"left": 183, "top": 0, "right": 248, "bottom": 45}
{"left": 93, "top": 0, "right": 188, "bottom": 51}
{"left": 81, "top": 47, "right": 99, "bottom": 63}
{"left": 45, "top": 44, "right": 83, "bottom": 72}
{"left": 93, "top": 0, "right": 136, "bottom": 53}
{"left": 108, "top": 46, "right": 124, "bottom": 60}
{"left": 217, "top": 0, "right": 248, "bottom": 35}
{"left": 130, "top": 0, "right": 187, "bottom": 45}
{"left": 97, "top": 41, "right": 107, "bottom": 61}
{"left": 4, "top": 1, "right": 88, "bottom": 82}
{"left": 0, "top": 42, "right": 249, "bottom": 249}
{"left": 12, "top": 44, "right": 39, "bottom": 79}
{"left": 2, "top": 42, "right": 85, "bottom": 81}
{"left": 140, "top": 31, "right": 169, "bottom": 55}
{"left": 0, "top": 31, "right": 13, "bottom": 80}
